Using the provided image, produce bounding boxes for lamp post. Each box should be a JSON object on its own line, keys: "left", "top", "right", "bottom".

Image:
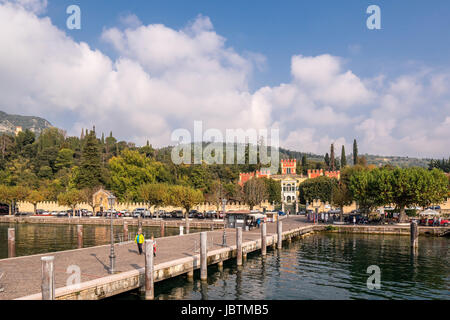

{"left": 108, "top": 194, "right": 116, "bottom": 274}
{"left": 222, "top": 198, "right": 227, "bottom": 247}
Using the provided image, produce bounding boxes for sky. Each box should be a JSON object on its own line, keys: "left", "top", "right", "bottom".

{"left": 0, "top": 0, "right": 449, "bottom": 158}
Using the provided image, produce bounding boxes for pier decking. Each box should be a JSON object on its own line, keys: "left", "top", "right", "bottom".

{"left": 0, "top": 216, "right": 448, "bottom": 300}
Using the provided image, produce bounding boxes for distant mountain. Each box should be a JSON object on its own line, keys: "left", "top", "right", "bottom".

{"left": 0, "top": 110, "right": 52, "bottom": 136}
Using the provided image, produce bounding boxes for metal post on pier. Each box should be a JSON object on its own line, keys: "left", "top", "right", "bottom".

{"left": 277, "top": 220, "right": 283, "bottom": 249}
{"left": 180, "top": 225, "right": 184, "bottom": 236}
{"left": 77, "top": 225, "right": 83, "bottom": 249}
{"left": 410, "top": 221, "right": 419, "bottom": 250}
{"left": 41, "top": 256, "right": 55, "bottom": 300}
{"left": 261, "top": 222, "right": 267, "bottom": 256}
{"left": 8, "top": 228, "right": 15, "bottom": 258}
{"left": 236, "top": 227, "right": 243, "bottom": 266}
{"left": 200, "top": 232, "right": 207, "bottom": 281}
{"left": 123, "top": 221, "right": 128, "bottom": 242}
{"left": 145, "top": 240, "right": 154, "bottom": 300}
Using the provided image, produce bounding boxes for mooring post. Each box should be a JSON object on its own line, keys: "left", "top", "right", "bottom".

{"left": 187, "top": 269, "right": 194, "bottom": 281}
{"left": 236, "top": 227, "right": 243, "bottom": 266}
{"left": 145, "top": 240, "right": 154, "bottom": 300}
{"left": 218, "top": 260, "right": 223, "bottom": 271}
{"left": 160, "top": 220, "right": 165, "bottom": 237}
{"left": 123, "top": 221, "right": 128, "bottom": 242}
{"left": 41, "top": 256, "right": 55, "bottom": 300}
{"left": 261, "top": 222, "right": 267, "bottom": 256}
{"left": 7, "top": 228, "right": 15, "bottom": 258}
{"left": 410, "top": 221, "right": 418, "bottom": 249}
{"left": 180, "top": 225, "right": 184, "bottom": 236}
{"left": 277, "top": 220, "right": 283, "bottom": 249}
{"left": 200, "top": 232, "right": 207, "bottom": 281}
{"left": 77, "top": 225, "right": 83, "bottom": 248}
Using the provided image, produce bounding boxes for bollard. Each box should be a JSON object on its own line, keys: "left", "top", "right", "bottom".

{"left": 179, "top": 225, "right": 184, "bottom": 236}
{"left": 77, "top": 225, "right": 83, "bottom": 248}
{"left": 41, "top": 256, "right": 55, "bottom": 300}
{"left": 187, "top": 269, "right": 194, "bottom": 282}
{"left": 218, "top": 260, "right": 223, "bottom": 271}
{"left": 410, "top": 221, "right": 418, "bottom": 249}
{"left": 211, "top": 225, "right": 214, "bottom": 231}
{"left": 236, "top": 227, "right": 243, "bottom": 266}
{"left": 144, "top": 240, "right": 154, "bottom": 300}
{"left": 8, "top": 228, "right": 15, "bottom": 258}
{"left": 277, "top": 220, "right": 283, "bottom": 249}
{"left": 200, "top": 232, "right": 207, "bottom": 281}
{"left": 186, "top": 220, "right": 190, "bottom": 234}
{"left": 123, "top": 221, "right": 128, "bottom": 242}
{"left": 261, "top": 222, "right": 267, "bottom": 256}
{"left": 160, "top": 220, "right": 165, "bottom": 237}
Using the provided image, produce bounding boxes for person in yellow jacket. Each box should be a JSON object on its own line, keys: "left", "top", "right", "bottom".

{"left": 134, "top": 229, "right": 145, "bottom": 255}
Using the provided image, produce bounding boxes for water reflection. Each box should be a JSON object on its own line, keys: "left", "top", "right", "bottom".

{"left": 116, "top": 233, "right": 449, "bottom": 300}
{"left": 0, "top": 223, "right": 200, "bottom": 259}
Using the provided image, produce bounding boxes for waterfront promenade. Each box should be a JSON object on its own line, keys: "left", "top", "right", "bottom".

{"left": 0, "top": 216, "right": 448, "bottom": 300}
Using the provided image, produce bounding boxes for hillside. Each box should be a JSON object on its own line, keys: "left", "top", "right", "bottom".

{"left": 0, "top": 110, "right": 52, "bottom": 136}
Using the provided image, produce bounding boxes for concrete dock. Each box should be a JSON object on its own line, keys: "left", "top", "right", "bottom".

{"left": 0, "top": 216, "right": 448, "bottom": 300}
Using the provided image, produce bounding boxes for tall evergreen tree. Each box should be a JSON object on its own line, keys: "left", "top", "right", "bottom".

{"left": 75, "top": 130, "right": 103, "bottom": 189}
{"left": 330, "top": 143, "right": 335, "bottom": 171}
{"left": 324, "top": 153, "right": 330, "bottom": 168}
{"left": 341, "top": 145, "right": 347, "bottom": 168}
{"left": 353, "top": 139, "right": 358, "bottom": 166}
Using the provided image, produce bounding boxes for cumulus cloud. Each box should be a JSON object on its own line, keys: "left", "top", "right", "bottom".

{"left": 0, "top": 1, "right": 449, "bottom": 158}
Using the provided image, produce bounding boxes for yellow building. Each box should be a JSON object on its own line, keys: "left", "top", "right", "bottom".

{"left": 92, "top": 188, "right": 114, "bottom": 213}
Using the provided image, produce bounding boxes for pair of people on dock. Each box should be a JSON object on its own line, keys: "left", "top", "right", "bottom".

{"left": 134, "top": 229, "right": 156, "bottom": 257}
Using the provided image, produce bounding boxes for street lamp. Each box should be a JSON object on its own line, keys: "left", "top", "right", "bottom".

{"left": 108, "top": 194, "right": 116, "bottom": 274}
{"left": 222, "top": 198, "right": 227, "bottom": 247}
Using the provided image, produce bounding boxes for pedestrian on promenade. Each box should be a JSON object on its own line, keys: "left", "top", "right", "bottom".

{"left": 256, "top": 218, "right": 261, "bottom": 228}
{"left": 134, "top": 229, "right": 145, "bottom": 255}
{"left": 151, "top": 235, "right": 157, "bottom": 257}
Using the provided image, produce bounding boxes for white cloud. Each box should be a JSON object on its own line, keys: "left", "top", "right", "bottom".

{"left": 0, "top": 2, "right": 449, "bottom": 158}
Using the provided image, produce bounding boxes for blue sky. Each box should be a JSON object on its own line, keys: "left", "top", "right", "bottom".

{"left": 1, "top": 0, "right": 449, "bottom": 158}
{"left": 46, "top": 0, "right": 450, "bottom": 89}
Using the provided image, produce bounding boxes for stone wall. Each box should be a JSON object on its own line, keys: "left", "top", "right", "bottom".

{"left": 17, "top": 200, "right": 275, "bottom": 213}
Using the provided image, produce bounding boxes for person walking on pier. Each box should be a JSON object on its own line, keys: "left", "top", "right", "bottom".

{"left": 135, "top": 229, "right": 145, "bottom": 255}
{"left": 151, "top": 235, "right": 157, "bottom": 257}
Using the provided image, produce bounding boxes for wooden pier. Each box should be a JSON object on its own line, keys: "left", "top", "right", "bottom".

{"left": 0, "top": 217, "right": 448, "bottom": 300}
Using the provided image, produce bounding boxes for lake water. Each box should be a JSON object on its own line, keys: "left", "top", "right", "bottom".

{"left": 1, "top": 224, "right": 448, "bottom": 300}
{"left": 119, "top": 232, "right": 449, "bottom": 300}
{"left": 0, "top": 222, "right": 199, "bottom": 259}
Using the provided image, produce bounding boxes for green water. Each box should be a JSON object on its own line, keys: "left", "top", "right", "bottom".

{"left": 120, "top": 233, "right": 449, "bottom": 300}
{"left": 0, "top": 222, "right": 199, "bottom": 259}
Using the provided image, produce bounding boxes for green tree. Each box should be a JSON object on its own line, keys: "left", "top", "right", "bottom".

{"left": 299, "top": 176, "right": 338, "bottom": 204}
{"left": 169, "top": 185, "right": 204, "bottom": 232}
{"left": 55, "top": 148, "right": 75, "bottom": 171}
{"left": 57, "top": 189, "right": 83, "bottom": 218}
{"left": 243, "top": 178, "right": 268, "bottom": 210}
{"left": 341, "top": 145, "right": 347, "bottom": 168}
{"left": 330, "top": 144, "right": 335, "bottom": 171}
{"left": 108, "top": 149, "right": 159, "bottom": 201}
{"left": 331, "top": 183, "right": 353, "bottom": 222}
{"left": 324, "top": 153, "right": 330, "bottom": 168}
{"left": 261, "top": 178, "right": 281, "bottom": 204}
{"left": 353, "top": 139, "right": 358, "bottom": 165}
{"left": 138, "top": 183, "right": 171, "bottom": 217}
{"left": 74, "top": 130, "right": 104, "bottom": 189}
{"left": 27, "top": 189, "right": 46, "bottom": 215}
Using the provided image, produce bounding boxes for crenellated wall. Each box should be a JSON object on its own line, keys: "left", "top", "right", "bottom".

{"left": 17, "top": 200, "right": 275, "bottom": 213}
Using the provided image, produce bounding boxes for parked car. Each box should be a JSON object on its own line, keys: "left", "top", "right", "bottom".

{"left": 205, "top": 210, "right": 216, "bottom": 219}
{"left": 51, "top": 211, "right": 59, "bottom": 216}
{"left": 189, "top": 210, "right": 198, "bottom": 218}
{"left": 195, "top": 211, "right": 205, "bottom": 219}
{"left": 132, "top": 208, "right": 150, "bottom": 218}
{"left": 172, "top": 210, "right": 184, "bottom": 219}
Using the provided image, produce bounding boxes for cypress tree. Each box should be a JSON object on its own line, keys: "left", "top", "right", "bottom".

{"left": 75, "top": 130, "right": 103, "bottom": 189}
{"left": 330, "top": 144, "right": 335, "bottom": 171}
{"left": 301, "top": 155, "right": 307, "bottom": 175}
{"left": 324, "top": 153, "right": 330, "bottom": 168}
{"left": 341, "top": 145, "right": 347, "bottom": 168}
{"left": 353, "top": 139, "right": 358, "bottom": 166}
